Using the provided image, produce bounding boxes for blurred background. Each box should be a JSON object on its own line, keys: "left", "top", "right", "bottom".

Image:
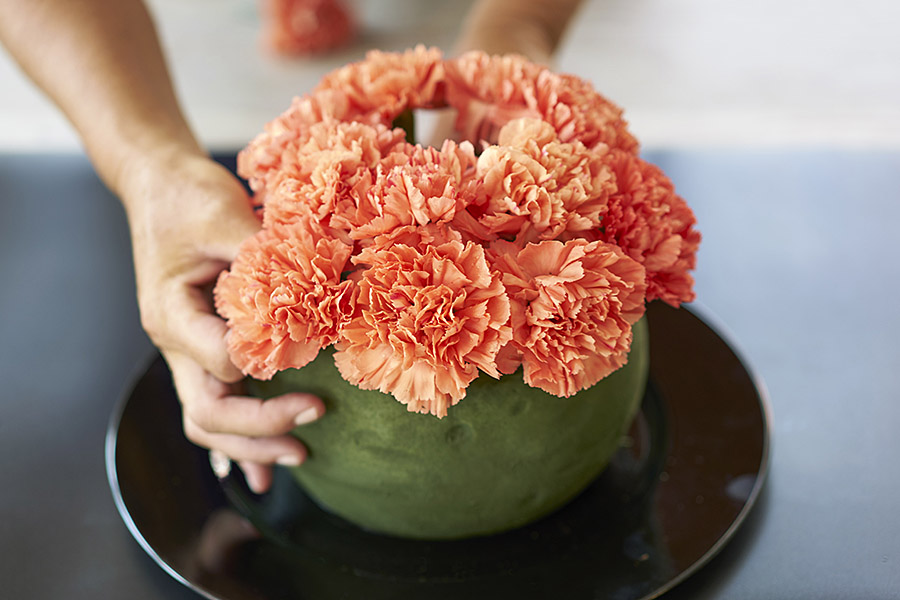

{"left": 2, "top": 0, "right": 898, "bottom": 152}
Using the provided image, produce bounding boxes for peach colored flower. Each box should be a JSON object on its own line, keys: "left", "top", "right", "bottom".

{"left": 334, "top": 241, "right": 511, "bottom": 417}
{"left": 214, "top": 216, "right": 356, "bottom": 379}
{"left": 600, "top": 150, "right": 701, "bottom": 306}
{"left": 490, "top": 239, "right": 646, "bottom": 397}
{"left": 260, "top": 0, "right": 355, "bottom": 56}
{"left": 444, "top": 51, "right": 638, "bottom": 153}
{"left": 237, "top": 45, "right": 444, "bottom": 198}
{"left": 346, "top": 140, "right": 480, "bottom": 242}
{"left": 369, "top": 222, "right": 463, "bottom": 251}
{"left": 236, "top": 90, "right": 351, "bottom": 203}
{"left": 315, "top": 45, "right": 446, "bottom": 124}
{"left": 260, "top": 120, "right": 408, "bottom": 232}
{"left": 553, "top": 73, "right": 639, "bottom": 154}
{"left": 472, "top": 118, "right": 615, "bottom": 243}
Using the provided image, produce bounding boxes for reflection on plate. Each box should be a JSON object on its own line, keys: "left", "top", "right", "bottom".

{"left": 106, "top": 302, "right": 770, "bottom": 600}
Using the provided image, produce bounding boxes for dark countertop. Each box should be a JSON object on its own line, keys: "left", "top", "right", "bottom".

{"left": 2, "top": 150, "right": 899, "bottom": 599}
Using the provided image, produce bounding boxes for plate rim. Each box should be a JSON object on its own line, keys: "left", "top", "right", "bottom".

{"left": 646, "top": 301, "right": 772, "bottom": 599}
{"left": 105, "top": 361, "right": 221, "bottom": 600}
{"left": 105, "top": 301, "right": 772, "bottom": 600}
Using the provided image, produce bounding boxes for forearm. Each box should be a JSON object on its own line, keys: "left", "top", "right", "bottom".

{"left": 0, "top": 0, "right": 203, "bottom": 201}
{"left": 454, "top": 0, "right": 585, "bottom": 64}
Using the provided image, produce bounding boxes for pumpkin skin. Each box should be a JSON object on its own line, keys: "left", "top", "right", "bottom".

{"left": 249, "top": 318, "right": 649, "bottom": 540}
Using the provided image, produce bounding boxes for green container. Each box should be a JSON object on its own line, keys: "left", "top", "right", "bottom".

{"left": 250, "top": 318, "right": 649, "bottom": 540}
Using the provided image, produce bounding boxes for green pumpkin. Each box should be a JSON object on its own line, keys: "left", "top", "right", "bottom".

{"left": 249, "top": 317, "right": 648, "bottom": 540}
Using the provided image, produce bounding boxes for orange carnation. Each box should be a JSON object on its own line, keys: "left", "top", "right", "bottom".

{"left": 314, "top": 45, "right": 446, "bottom": 124}
{"left": 600, "top": 150, "right": 701, "bottom": 306}
{"left": 260, "top": 120, "right": 408, "bottom": 232}
{"left": 334, "top": 241, "right": 511, "bottom": 417}
{"left": 236, "top": 90, "right": 351, "bottom": 204}
{"left": 490, "top": 239, "right": 646, "bottom": 397}
{"left": 348, "top": 140, "right": 480, "bottom": 242}
{"left": 444, "top": 51, "right": 638, "bottom": 153}
{"left": 473, "top": 118, "right": 614, "bottom": 243}
{"left": 553, "top": 73, "right": 639, "bottom": 154}
{"left": 214, "top": 217, "right": 356, "bottom": 379}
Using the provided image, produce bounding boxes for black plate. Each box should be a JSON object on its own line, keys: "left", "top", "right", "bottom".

{"left": 106, "top": 302, "right": 770, "bottom": 600}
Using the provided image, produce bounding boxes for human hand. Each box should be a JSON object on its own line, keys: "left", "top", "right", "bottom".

{"left": 0, "top": 0, "right": 322, "bottom": 493}
{"left": 120, "top": 149, "right": 324, "bottom": 493}
{"left": 455, "top": 0, "right": 584, "bottom": 66}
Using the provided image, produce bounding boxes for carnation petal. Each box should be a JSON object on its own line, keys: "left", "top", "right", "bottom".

{"left": 601, "top": 150, "right": 701, "bottom": 305}
{"left": 214, "top": 220, "right": 356, "bottom": 379}
{"left": 489, "top": 239, "right": 646, "bottom": 397}
{"left": 334, "top": 240, "right": 511, "bottom": 416}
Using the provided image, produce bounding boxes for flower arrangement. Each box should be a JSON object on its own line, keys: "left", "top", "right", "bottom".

{"left": 215, "top": 46, "right": 700, "bottom": 418}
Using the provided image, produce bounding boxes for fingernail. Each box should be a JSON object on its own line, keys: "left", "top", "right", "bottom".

{"left": 209, "top": 450, "right": 232, "bottom": 479}
{"left": 294, "top": 406, "right": 319, "bottom": 426}
{"left": 276, "top": 454, "right": 302, "bottom": 467}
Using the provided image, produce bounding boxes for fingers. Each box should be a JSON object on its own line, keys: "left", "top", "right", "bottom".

{"left": 196, "top": 431, "right": 304, "bottom": 495}
{"left": 140, "top": 267, "right": 242, "bottom": 383}
{"left": 166, "top": 351, "right": 324, "bottom": 493}
{"left": 185, "top": 420, "right": 308, "bottom": 466}
{"left": 210, "top": 451, "right": 279, "bottom": 495}
{"left": 238, "top": 462, "right": 274, "bottom": 495}
{"left": 169, "top": 351, "right": 324, "bottom": 436}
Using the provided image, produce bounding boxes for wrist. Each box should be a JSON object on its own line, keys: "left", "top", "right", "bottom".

{"left": 454, "top": 0, "right": 583, "bottom": 64}
{"left": 109, "top": 129, "right": 207, "bottom": 213}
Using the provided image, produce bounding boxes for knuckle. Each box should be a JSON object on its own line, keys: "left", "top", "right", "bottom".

{"left": 182, "top": 417, "right": 208, "bottom": 446}
{"left": 137, "top": 302, "right": 166, "bottom": 345}
{"left": 185, "top": 398, "right": 219, "bottom": 433}
{"left": 212, "top": 354, "right": 244, "bottom": 384}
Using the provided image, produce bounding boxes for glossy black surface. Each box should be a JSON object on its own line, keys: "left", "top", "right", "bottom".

{"left": 108, "top": 302, "right": 769, "bottom": 600}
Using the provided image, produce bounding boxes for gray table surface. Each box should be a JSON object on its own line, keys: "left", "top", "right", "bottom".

{"left": 1, "top": 150, "right": 898, "bottom": 599}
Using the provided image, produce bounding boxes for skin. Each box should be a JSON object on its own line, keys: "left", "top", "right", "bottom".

{"left": 456, "top": 0, "right": 584, "bottom": 63}
{"left": 0, "top": 0, "right": 582, "bottom": 493}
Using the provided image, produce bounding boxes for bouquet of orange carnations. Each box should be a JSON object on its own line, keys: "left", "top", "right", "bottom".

{"left": 214, "top": 46, "right": 700, "bottom": 419}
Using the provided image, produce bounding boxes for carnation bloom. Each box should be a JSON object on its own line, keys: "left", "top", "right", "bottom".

{"left": 444, "top": 51, "right": 638, "bottom": 153}
{"left": 553, "top": 73, "right": 639, "bottom": 154}
{"left": 236, "top": 89, "right": 351, "bottom": 203}
{"left": 258, "top": 120, "right": 481, "bottom": 250}
{"left": 261, "top": 120, "right": 409, "bottom": 232}
{"left": 314, "top": 45, "right": 446, "bottom": 124}
{"left": 240, "top": 46, "right": 441, "bottom": 176}
{"left": 472, "top": 118, "right": 614, "bottom": 243}
{"left": 600, "top": 150, "right": 701, "bottom": 306}
{"left": 334, "top": 241, "right": 511, "bottom": 417}
{"left": 260, "top": 0, "right": 355, "bottom": 56}
{"left": 347, "top": 140, "right": 480, "bottom": 243}
{"left": 490, "top": 239, "right": 646, "bottom": 397}
{"left": 214, "top": 217, "right": 356, "bottom": 379}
